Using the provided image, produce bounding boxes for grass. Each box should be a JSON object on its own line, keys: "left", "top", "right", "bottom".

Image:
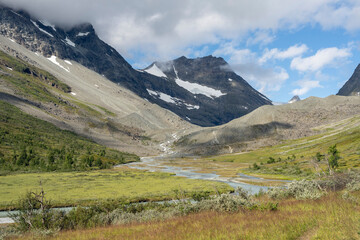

{"left": 0, "top": 168, "right": 233, "bottom": 210}
{"left": 196, "top": 114, "right": 360, "bottom": 179}
{"left": 0, "top": 50, "right": 71, "bottom": 105}
{"left": 19, "top": 192, "right": 360, "bottom": 240}
{"left": 0, "top": 100, "right": 138, "bottom": 173}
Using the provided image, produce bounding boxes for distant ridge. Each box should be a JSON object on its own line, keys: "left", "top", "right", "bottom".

{"left": 337, "top": 64, "right": 360, "bottom": 96}
{"left": 288, "top": 95, "right": 300, "bottom": 103}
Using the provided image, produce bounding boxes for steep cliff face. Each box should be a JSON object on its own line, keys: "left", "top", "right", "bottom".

{"left": 143, "top": 56, "right": 272, "bottom": 126}
{"left": 337, "top": 64, "right": 360, "bottom": 96}
{"left": 0, "top": 5, "right": 271, "bottom": 126}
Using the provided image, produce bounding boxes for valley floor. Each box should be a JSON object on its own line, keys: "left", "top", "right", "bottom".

{"left": 0, "top": 168, "right": 232, "bottom": 210}
{"left": 13, "top": 192, "right": 360, "bottom": 240}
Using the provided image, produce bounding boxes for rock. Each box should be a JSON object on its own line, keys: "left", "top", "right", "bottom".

{"left": 337, "top": 64, "right": 360, "bottom": 96}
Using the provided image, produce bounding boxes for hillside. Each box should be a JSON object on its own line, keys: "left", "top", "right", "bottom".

{"left": 0, "top": 100, "right": 138, "bottom": 174}
{"left": 0, "top": 36, "right": 194, "bottom": 156}
{"left": 175, "top": 95, "right": 360, "bottom": 155}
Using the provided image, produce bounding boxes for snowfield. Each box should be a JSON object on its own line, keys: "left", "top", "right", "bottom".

{"left": 147, "top": 89, "right": 200, "bottom": 110}
{"left": 64, "top": 37, "right": 76, "bottom": 47}
{"left": 144, "top": 64, "right": 167, "bottom": 78}
{"left": 47, "top": 56, "right": 70, "bottom": 72}
{"left": 173, "top": 66, "right": 226, "bottom": 99}
{"left": 30, "top": 20, "right": 54, "bottom": 37}
{"left": 76, "top": 32, "right": 90, "bottom": 37}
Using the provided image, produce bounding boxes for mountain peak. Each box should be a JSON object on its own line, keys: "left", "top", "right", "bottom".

{"left": 142, "top": 55, "right": 272, "bottom": 126}
{"left": 0, "top": 4, "right": 271, "bottom": 127}
{"left": 288, "top": 95, "right": 301, "bottom": 103}
{"left": 337, "top": 64, "right": 360, "bottom": 96}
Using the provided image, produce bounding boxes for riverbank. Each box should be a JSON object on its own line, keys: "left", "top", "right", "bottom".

{"left": 0, "top": 168, "right": 232, "bottom": 211}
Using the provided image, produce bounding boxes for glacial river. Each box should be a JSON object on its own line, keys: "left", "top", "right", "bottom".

{"left": 0, "top": 157, "right": 288, "bottom": 224}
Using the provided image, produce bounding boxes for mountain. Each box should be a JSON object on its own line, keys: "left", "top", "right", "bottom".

{"left": 288, "top": 95, "right": 300, "bottom": 103}
{"left": 142, "top": 56, "right": 272, "bottom": 126}
{"left": 0, "top": 5, "right": 271, "bottom": 126}
{"left": 0, "top": 32, "right": 194, "bottom": 156}
{"left": 337, "top": 64, "right": 360, "bottom": 96}
{"left": 175, "top": 95, "right": 360, "bottom": 155}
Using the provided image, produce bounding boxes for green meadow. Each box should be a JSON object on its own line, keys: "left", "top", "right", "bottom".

{"left": 0, "top": 168, "right": 232, "bottom": 210}
{"left": 200, "top": 114, "right": 360, "bottom": 179}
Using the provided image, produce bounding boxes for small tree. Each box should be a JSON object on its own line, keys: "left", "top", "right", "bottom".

{"left": 315, "top": 152, "right": 324, "bottom": 162}
{"left": 327, "top": 144, "right": 340, "bottom": 175}
{"left": 11, "top": 190, "right": 53, "bottom": 231}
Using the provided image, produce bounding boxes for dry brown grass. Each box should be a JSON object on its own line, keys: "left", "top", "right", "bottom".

{"left": 16, "top": 193, "right": 359, "bottom": 240}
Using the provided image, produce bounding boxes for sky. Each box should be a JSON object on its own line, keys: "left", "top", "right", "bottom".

{"left": 2, "top": 0, "right": 360, "bottom": 102}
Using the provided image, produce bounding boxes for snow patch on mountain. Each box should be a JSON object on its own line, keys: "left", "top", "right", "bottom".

{"left": 144, "top": 64, "right": 167, "bottom": 78}
{"left": 173, "top": 66, "right": 226, "bottom": 99}
{"left": 39, "top": 20, "right": 56, "bottom": 32}
{"left": 76, "top": 32, "right": 90, "bottom": 37}
{"left": 64, "top": 60, "right": 72, "bottom": 65}
{"left": 10, "top": 10, "right": 24, "bottom": 19}
{"left": 47, "top": 56, "right": 69, "bottom": 72}
{"left": 30, "top": 20, "right": 54, "bottom": 37}
{"left": 184, "top": 103, "right": 200, "bottom": 110}
{"left": 64, "top": 37, "right": 75, "bottom": 47}
{"left": 147, "top": 89, "right": 176, "bottom": 104}
{"left": 147, "top": 89, "right": 200, "bottom": 110}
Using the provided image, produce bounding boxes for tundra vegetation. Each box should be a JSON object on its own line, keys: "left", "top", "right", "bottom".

{"left": 1, "top": 42, "right": 360, "bottom": 239}
{"left": 0, "top": 169, "right": 232, "bottom": 210}
{"left": 1, "top": 171, "right": 359, "bottom": 239}
{"left": 0, "top": 101, "right": 138, "bottom": 174}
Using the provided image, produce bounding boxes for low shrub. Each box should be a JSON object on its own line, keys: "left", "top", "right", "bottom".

{"left": 268, "top": 180, "right": 324, "bottom": 200}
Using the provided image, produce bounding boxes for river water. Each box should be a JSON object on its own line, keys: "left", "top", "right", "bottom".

{"left": 0, "top": 157, "right": 288, "bottom": 224}
{"left": 126, "top": 157, "right": 289, "bottom": 194}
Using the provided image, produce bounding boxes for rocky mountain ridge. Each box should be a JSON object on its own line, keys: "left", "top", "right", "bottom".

{"left": 0, "top": 5, "right": 271, "bottom": 126}
{"left": 337, "top": 64, "right": 360, "bottom": 96}
{"left": 142, "top": 56, "right": 272, "bottom": 125}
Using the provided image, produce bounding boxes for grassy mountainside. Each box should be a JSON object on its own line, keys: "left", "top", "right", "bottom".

{"left": 198, "top": 114, "right": 360, "bottom": 179}
{"left": 0, "top": 100, "right": 138, "bottom": 174}
{"left": 0, "top": 50, "right": 71, "bottom": 104}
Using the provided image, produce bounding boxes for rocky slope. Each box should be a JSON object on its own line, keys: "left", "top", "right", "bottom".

{"left": 0, "top": 35, "right": 195, "bottom": 156}
{"left": 337, "top": 64, "right": 360, "bottom": 96}
{"left": 175, "top": 95, "right": 360, "bottom": 155}
{"left": 142, "top": 56, "right": 271, "bottom": 126}
{"left": 0, "top": 5, "right": 271, "bottom": 126}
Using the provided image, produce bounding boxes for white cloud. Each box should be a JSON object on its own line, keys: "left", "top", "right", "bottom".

{"left": 314, "top": 2, "right": 360, "bottom": 31}
{"left": 232, "top": 64, "right": 289, "bottom": 93}
{"left": 214, "top": 45, "right": 256, "bottom": 64}
{"left": 215, "top": 43, "right": 289, "bottom": 93}
{"left": 260, "top": 44, "right": 308, "bottom": 64}
{"left": 246, "top": 30, "right": 275, "bottom": 46}
{"left": 291, "top": 47, "right": 351, "bottom": 72}
{"left": 291, "top": 80, "right": 322, "bottom": 96}
{"left": 3, "top": 0, "right": 360, "bottom": 63}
